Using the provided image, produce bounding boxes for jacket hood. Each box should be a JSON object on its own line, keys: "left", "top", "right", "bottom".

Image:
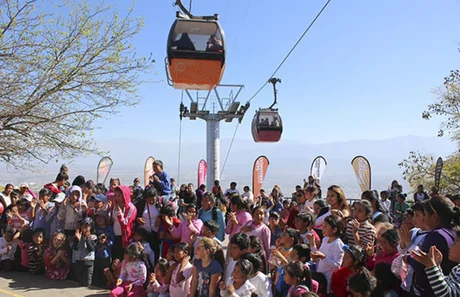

{"left": 116, "top": 185, "right": 132, "bottom": 206}
{"left": 68, "top": 185, "right": 82, "bottom": 201}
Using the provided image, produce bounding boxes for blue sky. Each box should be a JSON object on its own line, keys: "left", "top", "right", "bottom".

{"left": 91, "top": 0, "right": 460, "bottom": 145}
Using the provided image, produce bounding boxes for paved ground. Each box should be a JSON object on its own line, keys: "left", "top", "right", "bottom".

{"left": 0, "top": 272, "right": 109, "bottom": 297}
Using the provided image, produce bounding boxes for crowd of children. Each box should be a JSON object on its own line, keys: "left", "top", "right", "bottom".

{"left": 0, "top": 166, "right": 460, "bottom": 297}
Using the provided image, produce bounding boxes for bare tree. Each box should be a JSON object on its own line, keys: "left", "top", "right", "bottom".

{"left": 0, "top": 0, "right": 155, "bottom": 168}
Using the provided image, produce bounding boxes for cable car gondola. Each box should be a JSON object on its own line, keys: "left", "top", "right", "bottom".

{"left": 252, "top": 78, "right": 283, "bottom": 143}
{"left": 166, "top": 1, "right": 225, "bottom": 90}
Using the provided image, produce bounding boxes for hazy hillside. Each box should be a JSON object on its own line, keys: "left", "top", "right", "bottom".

{"left": 0, "top": 135, "right": 456, "bottom": 198}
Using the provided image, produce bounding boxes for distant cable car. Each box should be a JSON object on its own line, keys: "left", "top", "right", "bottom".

{"left": 252, "top": 78, "right": 283, "bottom": 143}
{"left": 166, "top": 1, "right": 225, "bottom": 90}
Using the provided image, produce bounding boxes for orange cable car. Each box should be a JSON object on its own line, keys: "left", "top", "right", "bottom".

{"left": 166, "top": 1, "right": 225, "bottom": 90}
{"left": 252, "top": 78, "right": 283, "bottom": 143}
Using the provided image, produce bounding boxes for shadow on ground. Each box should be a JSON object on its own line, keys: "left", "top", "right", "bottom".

{"left": 0, "top": 272, "right": 109, "bottom": 297}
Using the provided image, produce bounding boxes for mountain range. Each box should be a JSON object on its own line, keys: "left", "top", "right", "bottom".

{"left": 0, "top": 135, "right": 456, "bottom": 198}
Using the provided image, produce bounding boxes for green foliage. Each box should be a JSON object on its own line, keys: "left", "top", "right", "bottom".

{"left": 0, "top": 0, "right": 155, "bottom": 168}
{"left": 399, "top": 151, "right": 460, "bottom": 194}
{"left": 422, "top": 68, "right": 460, "bottom": 143}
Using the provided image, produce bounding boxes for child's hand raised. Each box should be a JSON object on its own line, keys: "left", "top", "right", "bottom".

{"left": 149, "top": 273, "right": 157, "bottom": 283}
{"left": 365, "top": 243, "right": 375, "bottom": 257}
{"left": 75, "top": 229, "right": 81, "bottom": 241}
{"left": 116, "top": 279, "right": 122, "bottom": 286}
{"left": 411, "top": 246, "right": 443, "bottom": 268}
{"left": 227, "top": 285, "right": 235, "bottom": 295}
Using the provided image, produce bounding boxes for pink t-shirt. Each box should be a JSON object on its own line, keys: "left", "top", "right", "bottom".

{"left": 244, "top": 220, "right": 272, "bottom": 258}
{"left": 172, "top": 218, "right": 203, "bottom": 246}
{"left": 225, "top": 210, "right": 252, "bottom": 239}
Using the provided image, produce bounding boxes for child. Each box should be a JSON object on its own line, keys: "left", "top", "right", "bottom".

{"left": 242, "top": 253, "right": 273, "bottom": 297}
{"left": 374, "top": 263, "right": 399, "bottom": 297}
{"left": 394, "top": 193, "right": 410, "bottom": 225}
{"left": 397, "top": 202, "right": 430, "bottom": 294}
{"left": 132, "top": 227, "right": 155, "bottom": 270}
{"left": 366, "top": 228, "right": 400, "bottom": 271}
{"left": 290, "top": 244, "right": 319, "bottom": 294}
{"left": 7, "top": 198, "right": 30, "bottom": 230}
{"left": 94, "top": 210, "right": 114, "bottom": 287}
{"left": 166, "top": 242, "right": 193, "bottom": 297}
{"left": 280, "top": 200, "right": 291, "bottom": 228}
{"left": 309, "top": 215, "right": 344, "bottom": 293}
{"left": 32, "top": 188, "right": 53, "bottom": 239}
{"left": 0, "top": 227, "right": 18, "bottom": 271}
{"left": 87, "top": 194, "right": 108, "bottom": 219}
{"left": 190, "top": 237, "right": 224, "bottom": 297}
{"left": 347, "top": 268, "right": 378, "bottom": 297}
{"left": 104, "top": 258, "right": 122, "bottom": 289}
{"left": 59, "top": 185, "right": 86, "bottom": 238}
{"left": 411, "top": 226, "right": 460, "bottom": 297}
{"left": 303, "top": 187, "right": 318, "bottom": 214}
{"left": 147, "top": 258, "right": 170, "bottom": 297}
{"left": 192, "top": 220, "right": 223, "bottom": 251}
{"left": 45, "top": 193, "right": 65, "bottom": 237}
{"left": 73, "top": 218, "right": 97, "bottom": 287}
{"left": 284, "top": 261, "right": 313, "bottom": 297}
{"left": 43, "top": 232, "right": 71, "bottom": 280}
{"left": 159, "top": 204, "right": 181, "bottom": 258}
{"left": 240, "top": 206, "right": 271, "bottom": 258}
{"left": 219, "top": 259, "right": 256, "bottom": 297}
{"left": 225, "top": 196, "right": 252, "bottom": 239}
{"left": 268, "top": 212, "right": 282, "bottom": 246}
{"left": 248, "top": 236, "right": 268, "bottom": 274}
{"left": 15, "top": 228, "right": 34, "bottom": 272}
{"left": 331, "top": 245, "right": 366, "bottom": 297}
{"left": 110, "top": 243, "right": 147, "bottom": 297}
{"left": 379, "top": 191, "right": 391, "bottom": 214}
{"left": 28, "top": 228, "right": 45, "bottom": 274}
{"left": 271, "top": 228, "right": 300, "bottom": 267}
{"left": 225, "top": 232, "right": 250, "bottom": 284}
{"left": 346, "top": 200, "right": 376, "bottom": 249}
{"left": 295, "top": 212, "right": 320, "bottom": 247}
{"left": 171, "top": 204, "right": 203, "bottom": 247}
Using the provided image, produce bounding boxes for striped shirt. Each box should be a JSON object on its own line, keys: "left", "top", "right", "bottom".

{"left": 28, "top": 243, "right": 44, "bottom": 274}
{"left": 425, "top": 264, "right": 460, "bottom": 297}
{"left": 346, "top": 220, "right": 376, "bottom": 249}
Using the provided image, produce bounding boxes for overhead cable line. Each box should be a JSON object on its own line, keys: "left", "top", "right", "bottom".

{"left": 220, "top": 0, "right": 333, "bottom": 178}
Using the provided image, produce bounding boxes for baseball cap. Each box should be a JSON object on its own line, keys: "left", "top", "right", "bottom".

{"left": 54, "top": 193, "right": 66, "bottom": 203}
{"left": 19, "top": 182, "right": 28, "bottom": 188}
{"left": 94, "top": 194, "right": 107, "bottom": 203}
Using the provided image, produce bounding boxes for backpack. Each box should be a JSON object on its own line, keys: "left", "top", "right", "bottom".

{"left": 198, "top": 206, "right": 218, "bottom": 222}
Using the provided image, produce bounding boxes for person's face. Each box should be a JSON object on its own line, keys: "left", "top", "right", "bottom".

{"left": 194, "top": 244, "right": 207, "bottom": 260}
{"left": 202, "top": 226, "right": 216, "bottom": 239}
{"left": 173, "top": 247, "right": 186, "bottom": 262}
{"left": 417, "top": 186, "right": 423, "bottom": 193}
{"left": 95, "top": 215, "right": 106, "bottom": 226}
{"left": 146, "top": 195, "right": 156, "bottom": 205}
{"left": 295, "top": 218, "right": 308, "bottom": 231}
{"left": 423, "top": 210, "right": 438, "bottom": 230}
{"left": 20, "top": 186, "right": 27, "bottom": 194}
{"left": 280, "top": 232, "right": 293, "bottom": 247}
{"left": 290, "top": 249, "right": 300, "bottom": 262}
{"left": 342, "top": 250, "right": 355, "bottom": 268}
{"left": 53, "top": 234, "right": 65, "bottom": 249}
{"left": 94, "top": 200, "right": 103, "bottom": 209}
{"left": 232, "top": 265, "right": 246, "bottom": 282}
{"left": 269, "top": 216, "right": 279, "bottom": 227}
{"left": 313, "top": 203, "right": 321, "bottom": 215}
{"left": 133, "top": 232, "right": 142, "bottom": 242}
{"left": 230, "top": 184, "right": 236, "bottom": 190}
{"left": 201, "top": 196, "right": 213, "bottom": 211}
{"left": 186, "top": 207, "right": 197, "bottom": 219}
{"left": 81, "top": 225, "right": 91, "bottom": 235}
{"left": 110, "top": 180, "right": 119, "bottom": 191}
{"left": 5, "top": 185, "right": 13, "bottom": 195}
{"left": 33, "top": 233, "right": 44, "bottom": 245}
{"left": 308, "top": 176, "right": 314, "bottom": 183}
{"left": 322, "top": 221, "right": 335, "bottom": 238}
{"left": 253, "top": 208, "right": 265, "bottom": 223}
{"left": 412, "top": 210, "right": 425, "bottom": 228}
{"left": 70, "top": 191, "right": 80, "bottom": 203}
{"left": 377, "top": 235, "right": 393, "bottom": 252}
{"left": 115, "top": 190, "right": 124, "bottom": 205}
{"left": 187, "top": 184, "right": 193, "bottom": 192}
{"left": 297, "top": 192, "right": 306, "bottom": 204}
{"left": 327, "top": 190, "right": 340, "bottom": 208}
{"left": 229, "top": 243, "right": 244, "bottom": 260}
{"left": 153, "top": 164, "right": 162, "bottom": 174}
{"left": 170, "top": 179, "right": 175, "bottom": 186}
{"left": 353, "top": 204, "right": 368, "bottom": 222}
